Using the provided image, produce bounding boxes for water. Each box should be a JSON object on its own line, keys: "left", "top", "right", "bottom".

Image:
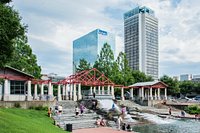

{"left": 132, "top": 118, "right": 200, "bottom": 133}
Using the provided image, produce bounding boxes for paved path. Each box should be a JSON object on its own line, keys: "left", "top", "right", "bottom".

{"left": 73, "top": 127, "right": 134, "bottom": 133}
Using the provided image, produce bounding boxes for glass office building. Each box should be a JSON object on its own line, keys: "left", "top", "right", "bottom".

{"left": 124, "top": 6, "right": 159, "bottom": 79}
{"left": 73, "top": 29, "right": 115, "bottom": 73}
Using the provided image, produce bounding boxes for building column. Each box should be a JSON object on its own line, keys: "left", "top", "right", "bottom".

{"left": 27, "top": 80, "right": 32, "bottom": 101}
{"left": 141, "top": 87, "right": 144, "bottom": 100}
{"left": 102, "top": 86, "right": 104, "bottom": 95}
{"left": 158, "top": 88, "right": 161, "bottom": 100}
{"left": 98, "top": 86, "right": 101, "bottom": 95}
{"left": 73, "top": 84, "right": 77, "bottom": 101}
{"left": 111, "top": 86, "right": 114, "bottom": 99}
{"left": 121, "top": 87, "right": 125, "bottom": 101}
{"left": 154, "top": 89, "right": 157, "bottom": 100}
{"left": 57, "top": 84, "right": 61, "bottom": 101}
{"left": 150, "top": 87, "right": 153, "bottom": 100}
{"left": 70, "top": 84, "right": 73, "bottom": 100}
{"left": 164, "top": 88, "right": 167, "bottom": 100}
{"left": 3, "top": 79, "right": 9, "bottom": 101}
{"left": 34, "top": 84, "right": 38, "bottom": 100}
{"left": 90, "top": 86, "right": 93, "bottom": 95}
{"left": 93, "top": 86, "right": 96, "bottom": 94}
{"left": 65, "top": 84, "right": 68, "bottom": 100}
{"left": 78, "top": 83, "right": 82, "bottom": 100}
{"left": 62, "top": 85, "right": 65, "bottom": 100}
{"left": 107, "top": 85, "right": 110, "bottom": 95}
{"left": 130, "top": 88, "right": 133, "bottom": 100}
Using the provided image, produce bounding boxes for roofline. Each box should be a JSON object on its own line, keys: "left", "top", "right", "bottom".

{"left": 5, "top": 66, "right": 34, "bottom": 78}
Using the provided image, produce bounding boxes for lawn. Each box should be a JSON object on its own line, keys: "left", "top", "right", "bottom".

{"left": 0, "top": 108, "right": 68, "bottom": 133}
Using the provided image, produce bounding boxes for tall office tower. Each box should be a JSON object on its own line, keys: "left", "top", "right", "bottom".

{"left": 124, "top": 6, "right": 159, "bottom": 79}
{"left": 73, "top": 29, "right": 115, "bottom": 73}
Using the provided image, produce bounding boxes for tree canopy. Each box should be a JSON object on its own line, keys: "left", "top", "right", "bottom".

{"left": 0, "top": 0, "right": 41, "bottom": 78}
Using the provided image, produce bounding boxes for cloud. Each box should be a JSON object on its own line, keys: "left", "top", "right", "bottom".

{"left": 12, "top": 0, "right": 200, "bottom": 78}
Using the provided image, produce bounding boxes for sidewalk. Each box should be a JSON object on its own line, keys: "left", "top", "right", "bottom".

{"left": 73, "top": 127, "right": 133, "bottom": 133}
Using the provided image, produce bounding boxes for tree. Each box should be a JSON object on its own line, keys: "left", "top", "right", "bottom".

{"left": 7, "top": 38, "right": 41, "bottom": 78}
{"left": 132, "top": 70, "right": 153, "bottom": 83}
{"left": 160, "top": 75, "right": 180, "bottom": 95}
{"left": 179, "top": 81, "right": 195, "bottom": 95}
{"left": 76, "top": 58, "right": 91, "bottom": 72}
{"left": 116, "top": 52, "right": 134, "bottom": 86}
{"left": 0, "top": 1, "right": 26, "bottom": 67}
{"left": 93, "top": 43, "right": 114, "bottom": 77}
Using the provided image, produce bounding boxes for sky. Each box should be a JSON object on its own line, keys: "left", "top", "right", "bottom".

{"left": 11, "top": 0, "right": 200, "bottom": 78}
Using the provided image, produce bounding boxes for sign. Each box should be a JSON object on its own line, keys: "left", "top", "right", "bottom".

{"left": 98, "top": 29, "right": 107, "bottom": 36}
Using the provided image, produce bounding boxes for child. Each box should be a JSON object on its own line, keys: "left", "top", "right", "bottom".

{"left": 48, "top": 107, "right": 52, "bottom": 117}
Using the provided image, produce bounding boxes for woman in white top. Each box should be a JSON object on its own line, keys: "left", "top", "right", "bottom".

{"left": 75, "top": 106, "right": 79, "bottom": 116}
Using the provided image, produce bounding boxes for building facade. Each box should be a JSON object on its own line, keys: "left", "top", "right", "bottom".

{"left": 180, "top": 74, "right": 192, "bottom": 81}
{"left": 73, "top": 29, "right": 115, "bottom": 73}
{"left": 124, "top": 6, "right": 159, "bottom": 79}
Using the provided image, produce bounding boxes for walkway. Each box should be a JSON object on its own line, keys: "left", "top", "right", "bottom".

{"left": 73, "top": 127, "right": 133, "bottom": 133}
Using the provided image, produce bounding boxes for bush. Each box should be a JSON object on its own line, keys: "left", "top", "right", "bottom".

{"left": 185, "top": 105, "right": 200, "bottom": 114}
{"left": 14, "top": 103, "right": 21, "bottom": 108}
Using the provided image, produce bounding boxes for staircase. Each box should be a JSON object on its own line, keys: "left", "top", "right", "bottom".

{"left": 52, "top": 100, "right": 99, "bottom": 130}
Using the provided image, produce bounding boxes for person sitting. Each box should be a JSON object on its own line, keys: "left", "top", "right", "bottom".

{"left": 122, "top": 123, "right": 126, "bottom": 131}
{"left": 181, "top": 110, "right": 185, "bottom": 117}
{"left": 96, "top": 118, "right": 101, "bottom": 127}
{"left": 126, "top": 124, "right": 132, "bottom": 132}
{"left": 100, "top": 118, "right": 106, "bottom": 126}
{"left": 58, "top": 105, "right": 63, "bottom": 115}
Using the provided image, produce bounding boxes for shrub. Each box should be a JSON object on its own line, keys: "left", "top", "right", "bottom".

{"left": 14, "top": 103, "right": 21, "bottom": 108}
{"left": 185, "top": 105, "right": 200, "bottom": 114}
{"left": 34, "top": 105, "right": 48, "bottom": 111}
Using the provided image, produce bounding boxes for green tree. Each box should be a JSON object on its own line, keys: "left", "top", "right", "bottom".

{"left": 76, "top": 58, "right": 91, "bottom": 72}
{"left": 179, "top": 81, "right": 195, "bottom": 95}
{"left": 7, "top": 38, "right": 41, "bottom": 78}
{"left": 93, "top": 43, "right": 114, "bottom": 77}
{"left": 0, "top": 1, "right": 26, "bottom": 67}
{"left": 116, "top": 52, "right": 134, "bottom": 86}
{"left": 160, "top": 75, "right": 180, "bottom": 95}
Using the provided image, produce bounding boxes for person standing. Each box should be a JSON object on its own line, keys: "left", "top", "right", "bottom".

{"left": 48, "top": 107, "right": 52, "bottom": 117}
{"left": 75, "top": 106, "right": 79, "bottom": 116}
{"left": 169, "top": 107, "right": 172, "bottom": 115}
{"left": 80, "top": 104, "right": 85, "bottom": 115}
{"left": 93, "top": 92, "right": 96, "bottom": 98}
{"left": 58, "top": 105, "right": 63, "bottom": 115}
{"left": 117, "top": 115, "right": 123, "bottom": 130}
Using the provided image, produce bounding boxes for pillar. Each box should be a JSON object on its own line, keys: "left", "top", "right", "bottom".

{"left": 62, "top": 85, "right": 65, "bottom": 100}
{"left": 27, "top": 80, "right": 32, "bottom": 101}
{"left": 73, "top": 84, "right": 77, "bottom": 101}
{"left": 107, "top": 85, "right": 110, "bottom": 95}
{"left": 90, "top": 86, "right": 93, "bottom": 95}
{"left": 150, "top": 87, "right": 153, "bottom": 100}
{"left": 111, "top": 86, "right": 114, "bottom": 99}
{"left": 34, "top": 84, "right": 38, "bottom": 100}
{"left": 57, "top": 84, "right": 61, "bottom": 101}
{"left": 78, "top": 83, "right": 82, "bottom": 100}
{"left": 65, "top": 84, "right": 68, "bottom": 100}
{"left": 48, "top": 82, "right": 52, "bottom": 95}
{"left": 158, "top": 88, "right": 161, "bottom": 100}
{"left": 164, "top": 88, "right": 167, "bottom": 100}
{"left": 3, "top": 79, "right": 9, "bottom": 101}
{"left": 70, "top": 84, "right": 73, "bottom": 100}
{"left": 98, "top": 86, "right": 101, "bottom": 95}
{"left": 93, "top": 86, "right": 96, "bottom": 94}
{"left": 154, "top": 89, "right": 157, "bottom": 100}
{"left": 102, "top": 86, "right": 104, "bottom": 95}
{"left": 41, "top": 83, "right": 44, "bottom": 95}
{"left": 141, "top": 87, "right": 144, "bottom": 100}
{"left": 130, "top": 88, "right": 133, "bottom": 100}
{"left": 121, "top": 87, "right": 125, "bottom": 101}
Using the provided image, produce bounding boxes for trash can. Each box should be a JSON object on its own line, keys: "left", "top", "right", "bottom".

{"left": 66, "top": 124, "right": 72, "bottom": 132}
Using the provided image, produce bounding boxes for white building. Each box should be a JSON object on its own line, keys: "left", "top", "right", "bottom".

{"left": 180, "top": 74, "right": 192, "bottom": 81}
{"left": 124, "top": 6, "right": 159, "bottom": 80}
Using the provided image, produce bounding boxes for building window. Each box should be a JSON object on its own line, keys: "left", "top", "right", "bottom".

{"left": 10, "top": 81, "right": 26, "bottom": 95}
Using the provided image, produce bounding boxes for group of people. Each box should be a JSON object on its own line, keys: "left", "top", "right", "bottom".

{"left": 75, "top": 104, "right": 85, "bottom": 116}
{"left": 96, "top": 117, "right": 107, "bottom": 127}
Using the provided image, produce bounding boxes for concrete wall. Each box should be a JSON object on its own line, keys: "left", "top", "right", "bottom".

{"left": 0, "top": 101, "right": 56, "bottom": 109}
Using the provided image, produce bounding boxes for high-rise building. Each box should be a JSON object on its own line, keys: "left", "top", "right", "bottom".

{"left": 73, "top": 29, "right": 115, "bottom": 73}
{"left": 180, "top": 74, "right": 192, "bottom": 81}
{"left": 124, "top": 6, "right": 159, "bottom": 79}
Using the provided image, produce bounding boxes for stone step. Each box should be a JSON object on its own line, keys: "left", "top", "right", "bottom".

{"left": 54, "top": 116, "right": 98, "bottom": 121}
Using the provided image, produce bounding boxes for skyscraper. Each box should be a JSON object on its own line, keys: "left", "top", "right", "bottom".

{"left": 124, "top": 6, "right": 159, "bottom": 79}
{"left": 73, "top": 29, "right": 115, "bottom": 73}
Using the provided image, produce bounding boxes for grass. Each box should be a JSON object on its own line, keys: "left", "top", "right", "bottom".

{"left": 0, "top": 108, "right": 69, "bottom": 133}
